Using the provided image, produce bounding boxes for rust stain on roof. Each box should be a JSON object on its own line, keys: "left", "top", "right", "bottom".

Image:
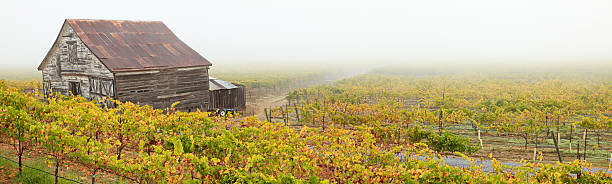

{"left": 66, "top": 19, "right": 212, "bottom": 72}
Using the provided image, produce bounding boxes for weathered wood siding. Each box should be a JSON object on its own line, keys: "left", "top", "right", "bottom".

{"left": 209, "top": 86, "right": 246, "bottom": 110}
{"left": 39, "top": 21, "right": 211, "bottom": 112}
{"left": 114, "top": 66, "right": 210, "bottom": 112}
{"left": 40, "top": 22, "right": 114, "bottom": 100}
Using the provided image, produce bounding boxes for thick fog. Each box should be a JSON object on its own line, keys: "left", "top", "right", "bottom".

{"left": 1, "top": 0, "right": 611, "bottom": 71}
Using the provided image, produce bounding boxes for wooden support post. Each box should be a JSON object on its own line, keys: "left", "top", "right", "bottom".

{"left": 282, "top": 106, "right": 287, "bottom": 126}
{"left": 608, "top": 152, "right": 611, "bottom": 171}
{"left": 569, "top": 125, "right": 573, "bottom": 152}
{"left": 294, "top": 102, "right": 300, "bottom": 124}
{"left": 534, "top": 130, "right": 538, "bottom": 162}
{"left": 478, "top": 129, "right": 483, "bottom": 148}
{"left": 269, "top": 106, "right": 272, "bottom": 122}
{"left": 608, "top": 152, "right": 612, "bottom": 171}
{"left": 583, "top": 129, "right": 587, "bottom": 161}
{"left": 597, "top": 131, "right": 600, "bottom": 150}
{"left": 577, "top": 143, "right": 580, "bottom": 160}
{"left": 551, "top": 130, "right": 562, "bottom": 163}
{"left": 533, "top": 147, "right": 537, "bottom": 162}
{"left": 285, "top": 104, "right": 289, "bottom": 125}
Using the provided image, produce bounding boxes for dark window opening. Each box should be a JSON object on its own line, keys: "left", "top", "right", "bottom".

{"left": 69, "top": 82, "right": 81, "bottom": 96}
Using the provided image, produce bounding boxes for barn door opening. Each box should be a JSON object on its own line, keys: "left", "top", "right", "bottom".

{"left": 69, "top": 82, "right": 81, "bottom": 96}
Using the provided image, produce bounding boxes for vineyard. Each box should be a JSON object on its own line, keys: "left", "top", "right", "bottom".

{"left": 274, "top": 71, "right": 612, "bottom": 166}
{"left": 1, "top": 67, "right": 612, "bottom": 183}
{"left": 211, "top": 65, "right": 370, "bottom": 116}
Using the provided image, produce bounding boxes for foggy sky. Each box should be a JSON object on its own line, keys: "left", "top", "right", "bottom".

{"left": 1, "top": 0, "right": 612, "bottom": 69}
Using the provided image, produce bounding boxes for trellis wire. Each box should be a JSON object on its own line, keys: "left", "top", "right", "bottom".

{"left": 0, "top": 154, "right": 82, "bottom": 184}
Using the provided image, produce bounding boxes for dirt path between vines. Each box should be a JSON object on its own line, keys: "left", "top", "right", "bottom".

{"left": 250, "top": 93, "right": 289, "bottom": 121}
{"left": 239, "top": 66, "right": 378, "bottom": 121}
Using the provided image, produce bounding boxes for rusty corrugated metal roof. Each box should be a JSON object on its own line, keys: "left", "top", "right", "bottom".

{"left": 66, "top": 19, "right": 212, "bottom": 72}
{"left": 209, "top": 78, "right": 238, "bottom": 90}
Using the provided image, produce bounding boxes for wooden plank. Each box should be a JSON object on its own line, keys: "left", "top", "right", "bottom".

{"left": 115, "top": 70, "right": 160, "bottom": 76}
{"left": 114, "top": 67, "right": 209, "bottom": 111}
{"left": 176, "top": 66, "right": 207, "bottom": 71}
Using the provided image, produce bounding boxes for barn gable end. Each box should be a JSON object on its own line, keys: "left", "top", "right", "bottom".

{"left": 38, "top": 21, "right": 115, "bottom": 101}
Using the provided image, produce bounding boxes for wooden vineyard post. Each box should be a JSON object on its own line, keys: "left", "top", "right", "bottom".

{"left": 534, "top": 130, "right": 538, "bottom": 162}
{"left": 294, "top": 102, "right": 300, "bottom": 124}
{"left": 282, "top": 106, "right": 287, "bottom": 126}
{"left": 583, "top": 129, "right": 587, "bottom": 160}
{"left": 478, "top": 129, "right": 483, "bottom": 148}
{"left": 557, "top": 132, "right": 561, "bottom": 148}
{"left": 322, "top": 112, "right": 326, "bottom": 131}
{"left": 577, "top": 143, "right": 581, "bottom": 160}
{"left": 556, "top": 116, "right": 561, "bottom": 147}
{"left": 551, "top": 130, "right": 562, "bottom": 162}
{"left": 607, "top": 152, "right": 612, "bottom": 171}
{"left": 609, "top": 152, "right": 612, "bottom": 171}
{"left": 569, "top": 125, "right": 573, "bottom": 152}
{"left": 285, "top": 104, "right": 289, "bottom": 126}
{"left": 279, "top": 106, "right": 283, "bottom": 125}
{"left": 596, "top": 131, "right": 600, "bottom": 150}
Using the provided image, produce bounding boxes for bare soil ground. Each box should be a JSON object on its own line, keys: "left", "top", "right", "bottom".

{"left": 240, "top": 67, "right": 375, "bottom": 120}
{"left": 250, "top": 94, "right": 289, "bottom": 121}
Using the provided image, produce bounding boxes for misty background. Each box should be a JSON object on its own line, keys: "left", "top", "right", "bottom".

{"left": 1, "top": 0, "right": 611, "bottom": 80}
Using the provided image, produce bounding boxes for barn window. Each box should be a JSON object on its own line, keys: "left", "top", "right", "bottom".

{"left": 67, "top": 41, "right": 78, "bottom": 63}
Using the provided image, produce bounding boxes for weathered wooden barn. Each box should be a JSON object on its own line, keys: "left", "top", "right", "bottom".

{"left": 37, "top": 19, "right": 212, "bottom": 112}
{"left": 208, "top": 78, "right": 246, "bottom": 110}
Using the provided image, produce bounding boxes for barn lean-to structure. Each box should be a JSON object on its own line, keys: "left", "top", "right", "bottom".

{"left": 37, "top": 19, "right": 212, "bottom": 112}
{"left": 208, "top": 78, "right": 246, "bottom": 110}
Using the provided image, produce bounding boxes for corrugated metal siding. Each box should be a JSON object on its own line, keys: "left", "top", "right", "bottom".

{"left": 209, "top": 78, "right": 238, "bottom": 90}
